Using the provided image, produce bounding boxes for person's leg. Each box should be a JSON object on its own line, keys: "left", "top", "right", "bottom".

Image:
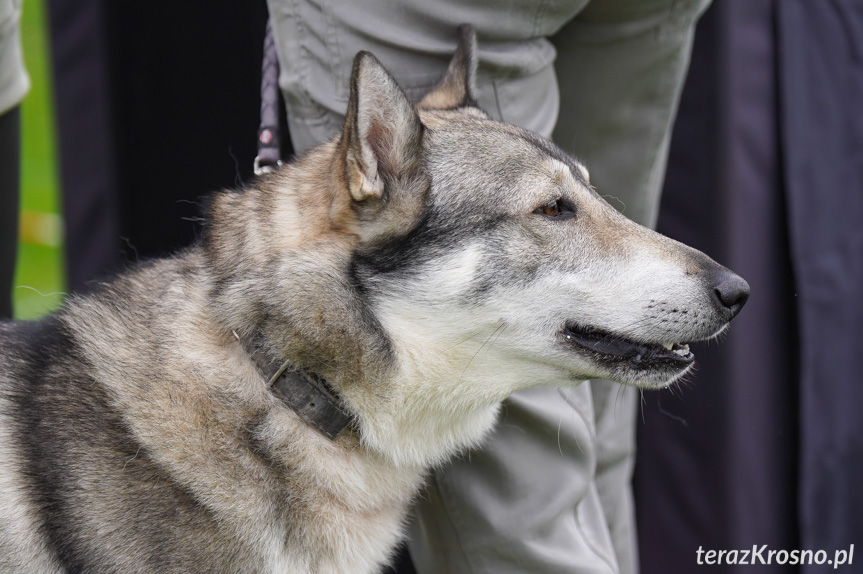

{"left": 48, "top": 0, "right": 120, "bottom": 291}
{"left": 551, "top": 1, "right": 711, "bottom": 571}
{"left": 266, "top": 1, "right": 709, "bottom": 572}
{"left": 552, "top": 0, "right": 711, "bottom": 229}
{"left": 264, "top": 0, "right": 584, "bottom": 153}
{"left": 0, "top": 107, "right": 20, "bottom": 319}
{"left": 267, "top": 6, "right": 614, "bottom": 571}
{"left": 265, "top": 6, "right": 615, "bottom": 573}
{"left": 0, "top": 0, "right": 28, "bottom": 319}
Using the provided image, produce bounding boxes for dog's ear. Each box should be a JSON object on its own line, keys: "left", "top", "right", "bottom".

{"left": 340, "top": 51, "right": 424, "bottom": 204}
{"left": 338, "top": 52, "right": 428, "bottom": 242}
{"left": 418, "top": 24, "right": 478, "bottom": 110}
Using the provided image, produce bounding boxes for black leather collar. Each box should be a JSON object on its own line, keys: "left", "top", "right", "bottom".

{"left": 238, "top": 332, "right": 352, "bottom": 440}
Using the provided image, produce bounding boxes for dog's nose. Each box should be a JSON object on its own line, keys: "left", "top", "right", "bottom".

{"left": 710, "top": 269, "right": 750, "bottom": 318}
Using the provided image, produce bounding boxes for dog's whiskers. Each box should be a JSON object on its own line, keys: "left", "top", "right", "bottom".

{"left": 456, "top": 322, "right": 507, "bottom": 385}
{"left": 656, "top": 394, "right": 689, "bottom": 427}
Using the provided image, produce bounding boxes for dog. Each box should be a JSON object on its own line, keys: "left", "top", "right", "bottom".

{"left": 0, "top": 26, "right": 748, "bottom": 574}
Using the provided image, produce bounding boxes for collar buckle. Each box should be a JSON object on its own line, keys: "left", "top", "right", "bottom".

{"left": 267, "top": 359, "right": 351, "bottom": 440}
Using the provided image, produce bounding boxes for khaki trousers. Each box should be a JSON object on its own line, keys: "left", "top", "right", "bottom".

{"left": 266, "top": 1, "right": 710, "bottom": 570}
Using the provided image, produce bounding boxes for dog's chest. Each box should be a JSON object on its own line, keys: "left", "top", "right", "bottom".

{"left": 254, "top": 499, "right": 407, "bottom": 574}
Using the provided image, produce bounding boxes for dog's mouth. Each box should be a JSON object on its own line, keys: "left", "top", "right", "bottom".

{"left": 563, "top": 324, "right": 694, "bottom": 369}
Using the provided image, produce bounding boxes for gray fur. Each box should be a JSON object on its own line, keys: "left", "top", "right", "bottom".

{"left": 0, "top": 28, "right": 747, "bottom": 573}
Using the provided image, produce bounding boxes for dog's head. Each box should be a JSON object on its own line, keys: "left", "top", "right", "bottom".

{"left": 207, "top": 26, "right": 748, "bottom": 462}
{"left": 328, "top": 26, "right": 748, "bottom": 393}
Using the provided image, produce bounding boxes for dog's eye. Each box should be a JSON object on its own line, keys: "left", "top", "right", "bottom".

{"left": 539, "top": 201, "right": 560, "bottom": 217}
{"left": 534, "top": 200, "right": 576, "bottom": 220}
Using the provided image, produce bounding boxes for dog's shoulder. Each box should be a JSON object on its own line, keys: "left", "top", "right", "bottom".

{"left": 0, "top": 315, "right": 74, "bottom": 387}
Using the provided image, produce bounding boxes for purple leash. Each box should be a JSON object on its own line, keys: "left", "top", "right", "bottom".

{"left": 254, "top": 20, "right": 283, "bottom": 175}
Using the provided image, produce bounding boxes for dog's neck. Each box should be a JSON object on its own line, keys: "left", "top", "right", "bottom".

{"left": 236, "top": 330, "right": 353, "bottom": 440}
{"left": 233, "top": 322, "right": 504, "bottom": 470}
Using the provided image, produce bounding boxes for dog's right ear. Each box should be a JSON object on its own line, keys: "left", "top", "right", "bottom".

{"left": 339, "top": 52, "right": 424, "bottom": 205}
{"left": 418, "top": 24, "right": 478, "bottom": 110}
{"left": 337, "top": 52, "right": 428, "bottom": 242}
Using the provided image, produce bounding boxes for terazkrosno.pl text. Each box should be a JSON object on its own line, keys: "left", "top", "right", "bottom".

{"left": 696, "top": 545, "right": 854, "bottom": 569}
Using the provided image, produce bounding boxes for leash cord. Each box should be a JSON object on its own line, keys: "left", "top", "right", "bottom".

{"left": 254, "top": 20, "right": 282, "bottom": 176}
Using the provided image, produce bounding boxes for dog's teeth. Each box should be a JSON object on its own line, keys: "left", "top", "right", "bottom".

{"left": 662, "top": 343, "right": 674, "bottom": 350}
{"left": 673, "top": 344, "right": 690, "bottom": 357}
